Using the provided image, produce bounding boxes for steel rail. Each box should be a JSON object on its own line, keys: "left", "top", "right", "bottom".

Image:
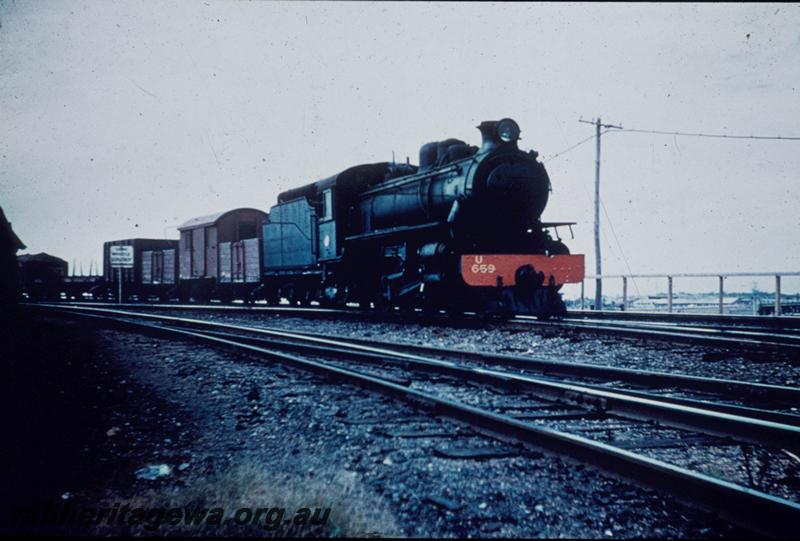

{"left": 565, "top": 315, "right": 800, "bottom": 336}
{"left": 33, "top": 306, "right": 800, "bottom": 538}
{"left": 562, "top": 317, "right": 800, "bottom": 339}
{"left": 35, "top": 302, "right": 800, "bottom": 352}
{"left": 527, "top": 318, "right": 800, "bottom": 345}
{"left": 48, "top": 301, "right": 800, "bottom": 329}
{"left": 255, "top": 327, "right": 800, "bottom": 407}
{"left": 512, "top": 318, "right": 800, "bottom": 353}
{"left": 566, "top": 309, "right": 800, "bottom": 330}
{"left": 33, "top": 304, "right": 800, "bottom": 451}
{"left": 187, "top": 327, "right": 800, "bottom": 429}
{"left": 189, "top": 331, "right": 800, "bottom": 428}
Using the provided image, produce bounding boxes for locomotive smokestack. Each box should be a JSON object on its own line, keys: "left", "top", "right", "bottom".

{"left": 478, "top": 121, "right": 500, "bottom": 152}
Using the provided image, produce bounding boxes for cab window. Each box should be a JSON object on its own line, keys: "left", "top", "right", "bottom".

{"left": 322, "top": 189, "right": 333, "bottom": 221}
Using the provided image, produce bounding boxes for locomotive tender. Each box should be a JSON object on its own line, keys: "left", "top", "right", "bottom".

{"left": 260, "top": 118, "right": 584, "bottom": 316}
{"left": 91, "top": 118, "right": 583, "bottom": 317}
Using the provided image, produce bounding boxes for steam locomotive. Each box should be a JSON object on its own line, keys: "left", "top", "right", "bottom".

{"left": 76, "top": 118, "right": 583, "bottom": 317}
{"left": 259, "top": 118, "right": 584, "bottom": 316}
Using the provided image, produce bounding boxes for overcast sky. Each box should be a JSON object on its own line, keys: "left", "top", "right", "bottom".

{"left": 1, "top": 1, "right": 799, "bottom": 294}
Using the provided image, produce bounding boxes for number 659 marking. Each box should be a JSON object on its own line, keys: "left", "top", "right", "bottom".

{"left": 471, "top": 263, "right": 496, "bottom": 274}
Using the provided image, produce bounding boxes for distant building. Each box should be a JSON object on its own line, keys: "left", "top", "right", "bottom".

{"left": 17, "top": 252, "right": 68, "bottom": 300}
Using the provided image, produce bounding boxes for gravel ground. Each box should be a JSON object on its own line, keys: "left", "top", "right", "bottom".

{"left": 147, "top": 310, "right": 800, "bottom": 387}
{"left": 317, "top": 352, "right": 800, "bottom": 503}
{"left": 1, "top": 312, "right": 758, "bottom": 537}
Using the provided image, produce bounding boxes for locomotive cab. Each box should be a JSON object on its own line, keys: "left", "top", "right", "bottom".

{"left": 262, "top": 162, "right": 417, "bottom": 305}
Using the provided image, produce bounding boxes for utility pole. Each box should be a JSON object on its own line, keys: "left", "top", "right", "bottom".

{"left": 579, "top": 117, "right": 622, "bottom": 310}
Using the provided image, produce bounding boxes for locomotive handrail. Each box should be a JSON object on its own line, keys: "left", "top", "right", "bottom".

{"left": 577, "top": 271, "right": 800, "bottom": 316}
{"left": 358, "top": 164, "right": 464, "bottom": 197}
{"left": 344, "top": 221, "right": 441, "bottom": 242}
{"left": 265, "top": 220, "right": 314, "bottom": 241}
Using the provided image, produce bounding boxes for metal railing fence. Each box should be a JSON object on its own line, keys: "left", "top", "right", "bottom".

{"left": 577, "top": 272, "right": 800, "bottom": 316}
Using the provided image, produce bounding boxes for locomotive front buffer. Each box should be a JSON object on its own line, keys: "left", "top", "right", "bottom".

{"left": 460, "top": 252, "right": 585, "bottom": 318}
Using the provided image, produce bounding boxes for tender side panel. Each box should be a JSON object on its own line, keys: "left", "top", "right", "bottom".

{"left": 460, "top": 254, "right": 585, "bottom": 286}
{"left": 263, "top": 198, "right": 317, "bottom": 269}
{"left": 262, "top": 224, "right": 282, "bottom": 269}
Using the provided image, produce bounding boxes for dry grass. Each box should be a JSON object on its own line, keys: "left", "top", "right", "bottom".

{"left": 88, "top": 462, "right": 401, "bottom": 537}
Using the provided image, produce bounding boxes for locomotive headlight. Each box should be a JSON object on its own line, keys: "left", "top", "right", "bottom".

{"left": 496, "top": 118, "right": 520, "bottom": 143}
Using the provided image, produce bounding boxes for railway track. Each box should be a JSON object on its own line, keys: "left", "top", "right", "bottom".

{"left": 569, "top": 309, "right": 800, "bottom": 330}
{"left": 37, "top": 301, "right": 800, "bottom": 355}
{"left": 517, "top": 316, "right": 800, "bottom": 354}
{"left": 28, "top": 303, "right": 800, "bottom": 537}
{"left": 32, "top": 303, "right": 800, "bottom": 406}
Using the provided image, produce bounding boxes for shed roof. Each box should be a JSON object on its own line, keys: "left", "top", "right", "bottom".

{"left": 18, "top": 252, "right": 67, "bottom": 265}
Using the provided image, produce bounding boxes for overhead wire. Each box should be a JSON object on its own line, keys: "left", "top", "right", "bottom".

{"left": 540, "top": 123, "right": 800, "bottom": 302}
{"left": 619, "top": 128, "right": 800, "bottom": 141}
{"left": 542, "top": 130, "right": 612, "bottom": 163}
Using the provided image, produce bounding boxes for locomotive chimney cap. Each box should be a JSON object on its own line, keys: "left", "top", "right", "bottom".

{"left": 496, "top": 118, "right": 521, "bottom": 142}
{"left": 477, "top": 118, "right": 521, "bottom": 150}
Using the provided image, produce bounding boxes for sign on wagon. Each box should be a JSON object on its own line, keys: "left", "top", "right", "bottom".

{"left": 110, "top": 245, "right": 134, "bottom": 268}
{"left": 110, "top": 245, "right": 134, "bottom": 302}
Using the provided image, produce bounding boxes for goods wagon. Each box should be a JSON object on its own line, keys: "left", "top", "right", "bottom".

{"left": 178, "top": 208, "right": 268, "bottom": 302}
{"left": 102, "top": 239, "right": 179, "bottom": 301}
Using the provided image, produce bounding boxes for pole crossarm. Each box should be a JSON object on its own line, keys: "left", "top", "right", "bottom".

{"left": 579, "top": 118, "right": 624, "bottom": 131}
